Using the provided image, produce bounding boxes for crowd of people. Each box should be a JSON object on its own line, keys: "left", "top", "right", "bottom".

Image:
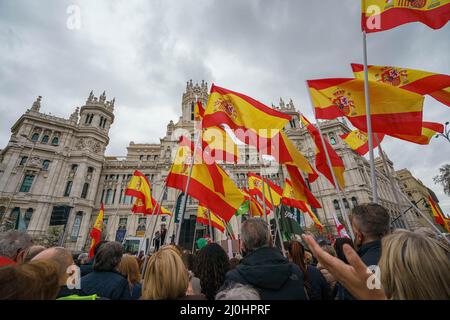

{"left": 0, "top": 203, "right": 449, "bottom": 300}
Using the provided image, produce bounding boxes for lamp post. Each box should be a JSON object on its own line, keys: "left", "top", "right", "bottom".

{"left": 391, "top": 197, "right": 429, "bottom": 226}
{"left": 435, "top": 121, "right": 450, "bottom": 143}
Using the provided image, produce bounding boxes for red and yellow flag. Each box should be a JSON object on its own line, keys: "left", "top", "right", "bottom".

{"left": 300, "top": 115, "right": 346, "bottom": 189}
{"left": 197, "top": 205, "right": 225, "bottom": 233}
{"left": 390, "top": 121, "right": 444, "bottom": 145}
{"left": 166, "top": 137, "right": 245, "bottom": 222}
{"left": 89, "top": 203, "right": 104, "bottom": 258}
{"left": 242, "top": 188, "right": 268, "bottom": 217}
{"left": 248, "top": 173, "right": 283, "bottom": 209}
{"left": 307, "top": 78, "right": 424, "bottom": 136}
{"left": 352, "top": 63, "right": 450, "bottom": 108}
{"left": 340, "top": 130, "right": 385, "bottom": 156}
{"left": 296, "top": 200, "right": 324, "bottom": 233}
{"left": 428, "top": 195, "right": 450, "bottom": 232}
{"left": 194, "top": 101, "right": 206, "bottom": 121}
{"left": 362, "top": 0, "right": 450, "bottom": 33}
{"left": 202, "top": 127, "right": 239, "bottom": 163}
{"left": 284, "top": 165, "right": 322, "bottom": 209}
{"left": 125, "top": 170, "right": 154, "bottom": 213}
{"left": 203, "top": 84, "right": 291, "bottom": 140}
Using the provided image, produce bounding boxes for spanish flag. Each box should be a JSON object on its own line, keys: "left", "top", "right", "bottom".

{"left": 352, "top": 63, "right": 450, "bottom": 108}
{"left": 390, "top": 121, "right": 444, "bottom": 145}
{"left": 125, "top": 170, "right": 153, "bottom": 213}
{"left": 89, "top": 203, "right": 104, "bottom": 258}
{"left": 202, "top": 126, "right": 239, "bottom": 163}
{"left": 307, "top": 78, "right": 424, "bottom": 136}
{"left": 194, "top": 101, "right": 205, "bottom": 121}
{"left": 362, "top": 0, "right": 450, "bottom": 33}
{"left": 167, "top": 137, "right": 245, "bottom": 222}
{"left": 300, "top": 115, "right": 346, "bottom": 189}
{"left": 203, "top": 84, "right": 292, "bottom": 140}
{"left": 428, "top": 195, "right": 450, "bottom": 232}
{"left": 248, "top": 173, "right": 283, "bottom": 209}
{"left": 197, "top": 205, "right": 225, "bottom": 233}
{"left": 284, "top": 165, "right": 322, "bottom": 209}
{"left": 242, "top": 188, "right": 268, "bottom": 217}
{"left": 340, "top": 130, "right": 385, "bottom": 156}
{"left": 151, "top": 198, "right": 172, "bottom": 216}
{"left": 297, "top": 201, "right": 324, "bottom": 233}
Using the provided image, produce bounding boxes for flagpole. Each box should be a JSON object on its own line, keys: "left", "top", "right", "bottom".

{"left": 175, "top": 134, "right": 202, "bottom": 245}
{"left": 207, "top": 209, "right": 214, "bottom": 242}
{"left": 191, "top": 220, "right": 198, "bottom": 254}
{"left": 164, "top": 190, "right": 180, "bottom": 246}
{"left": 363, "top": 31, "right": 378, "bottom": 203}
{"left": 260, "top": 164, "right": 269, "bottom": 226}
{"left": 147, "top": 184, "right": 167, "bottom": 252}
{"left": 304, "top": 88, "right": 355, "bottom": 240}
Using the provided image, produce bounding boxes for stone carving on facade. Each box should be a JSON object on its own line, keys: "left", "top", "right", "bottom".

{"left": 30, "top": 96, "right": 42, "bottom": 112}
{"left": 69, "top": 107, "right": 79, "bottom": 123}
{"left": 75, "top": 138, "right": 102, "bottom": 154}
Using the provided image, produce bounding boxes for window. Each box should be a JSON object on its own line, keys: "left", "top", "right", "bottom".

{"left": 31, "top": 133, "right": 39, "bottom": 142}
{"left": 88, "top": 114, "right": 94, "bottom": 124}
{"left": 71, "top": 164, "right": 78, "bottom": 172}
{"left": 330, "top": 136, "right": 336, "bottom": 145}
{"left": 102, "top": 119, "right": 107, "bottom": 128}
{"left": 163, "top": 188, "right": 168, "bottom": 201}
{"left": 140, "top": 155, "right": 144, "bottom": 160}
{"left": 85, "top": 114, "right": 90, "bottom": 124}
{"left": 0, "top": 206, "right": 6, "bottom": 220}
{"left": 24, "top": 208, "right": 33, "bottom": 229}
{"left": 99, "top": 116, "right": 104, "bottom": 127}
{"left": 191, "top": 101, "right": 195, "bottom": 121}
{"left": 51, "top": 137, "right": 59, "bottom": 145}
{"left": 119, "top": 188, "right": 124, "bottom": 204}
{"left": 70, "top": 212, "right": 83, "bottom": 241}
{"left": 10, "top": 208, "right": 20, "bottom": 226}
{"left": 351, "top": 197, "right": 358, "bottom": 207}
{"left": 64, "top": 181, "right": 73, "bottom": 197}
{"left": 41, "top": 135, "right": 49, "bottom": 144}
{"left": 81, "top": 183, "right": 89, "bottom": 199}
{"left": 100, "top": 189, "right": 105, "bottom": 203}
{"left": 19, "top": 175, "right": 34, "bottom": 192}
{"left": 105, "top": 189, "right": 113, "bottom": 204}
{"left": 20, "top": 156, "right": 28, "bottom": 166}
{"left": 42, "top": 160, "right": 50, "bottom": 170}
{"left": 343, "top": 198, "right": 349, "bottom": 209}
{"left": 88, "top": 167, "right": 94, "bottom": 174}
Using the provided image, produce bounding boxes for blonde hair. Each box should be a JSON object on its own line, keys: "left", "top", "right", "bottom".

{"left": 141, "top": 247, "right": 189, "bottom": 300}
{"left": 379, "top": 229, "right": 450, "bottom": 300}
{"left": 118, "top": 254, "right": 141, "bottom": 287}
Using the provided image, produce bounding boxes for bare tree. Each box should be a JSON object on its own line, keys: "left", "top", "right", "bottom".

{"left": 434, "top": 164, "right": 450, "bottom": 196}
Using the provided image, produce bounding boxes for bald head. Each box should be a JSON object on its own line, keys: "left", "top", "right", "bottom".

{"left": 32, "top": 247, "right": 74, "bottom": 285}
{"left": 23, "top": 245, "right": 46, "bottom": 263}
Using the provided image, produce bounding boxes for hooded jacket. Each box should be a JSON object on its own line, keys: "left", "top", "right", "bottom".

{"left": 221, "top": 246, "right": 307, "bottom": 300}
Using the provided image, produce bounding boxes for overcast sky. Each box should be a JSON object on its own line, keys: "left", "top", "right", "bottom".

{"left": 0, "top": 0, "right": 449, "bottom": 213}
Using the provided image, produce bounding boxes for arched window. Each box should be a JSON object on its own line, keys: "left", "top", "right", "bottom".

{"left": 329, "top": 135, "right": 336, "bottom": 145}
{"left": 85, "top": 114, "right": 90, "bottom": 124}
{"left": 10, "top": 208, "right": 20, "bottom": 227}
{"left": 343, "top": 198, "right": 349, "bottom": 209}
{"left": 0, "top": 206, "right": 6, "bottom": 220}
{"left": 99, "top": 116, "right": 104, "bottom": 127}
{"left": 20, "top": 156, "right": 28, "bottom": 166}
{"left": 88, "top": 114, "right": 94, "bottom": 124}
{"left": 51, "top": 136, "right": 59, "bottom": 145}
{"left": 42, "top": 160, "right": 50, "bottom": 170}
{"left": 31, "top": 133, "right": 39, "bottom": 142}
{"left": 81, "top": 183, "right": 89, "bottom": 199}
{"left": 105, "top": 189, "right": 113, "bottom": 204}
{"left": 20, "top": 175, "right": 35, "bottom": 192}
{"left": 351, "top": 196, "right": 358, "bottom": 207}
{"left": 71, "top": 164, "right": 78, "bottom": 172}
{"left": 87, "top": 167, "right": 94, "bottom": 174}
{"left": 102, "top": 119, "right": 107, "bottom": 128}
{"left": 24, "top": 208, "right": 33, "bottom": 229}
{"left": 333, "top": 199, "right": 340, "bottom": 211}
{"left": 191, "top": 101, "right": 195, "bottom": 121}
{"left": 41, "top": 135, "right": 49, "bottom": 144}
{"left": 64, "top": 181, "right": 73, "bottom": 197}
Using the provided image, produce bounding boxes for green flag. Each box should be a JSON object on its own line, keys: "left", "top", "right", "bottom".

{"left": 235, "top": 200, "right": 249, "bottom": 216}
{"left": 279, "top": 205, "right": 303, "bottom": 240}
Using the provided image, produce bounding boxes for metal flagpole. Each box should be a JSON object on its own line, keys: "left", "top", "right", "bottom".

{"left": 175, "top": 134, "right": 202, "bottom": 245}
{"left": 207, "top": 209, "right": 214, "bottom": 242}
{"left": 146, "top": 184, "right": 167, "bottom": 252}
{"left": 305, "top": 88, "right": 355, "bottom": 240}
{"left": 266, "top": 180, "right": 286, "bottom": 257}
{"left": 362, "top": 31, "right": 378, "bottom": 203}
{"left": 164, "top": 190, "right": 180, "bottom": 246}
{"left": 191, "top": 221, "right": 198, "bottom": 253}
{"left": 260, "top": 165, "right": 269, "bottom": 226}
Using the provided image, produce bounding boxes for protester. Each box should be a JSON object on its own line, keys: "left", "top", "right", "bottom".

{"left": 0, "top": 230, "right": 33, "bottom": 265}
{"left": 182, "top": 251, "right": 202, "bottom": 295}
{"left": 222, "top": 218, "right": 306, "bottom": 300}
{"left": 215, "top": 283, "right": 260, "bottom": 300}
{"left": 333, "top": 237, "right": 355, "bottom": 264}
{"left": 286, "top": 240, "right": 331, "bottom": 300}
{"left": 117, "top": 254, "right": 142, "bottom": 300}
{"left": 81, "top": 241, "right": 131, "bottom": 300}
{"left": 229, "top": 257, "right": 240, "bottom": 270}
{"left": 153, "top": 231, "right": 161, "bottom": 252}
{"left": 316, "top": 244, "right": 338, "bottom": 295}
{"left": 80, "top": 240, "right": 108, "bottom": 276}
{"left": 141, "top": 246, "right": 205, "bottom": 300}
{"left": 77, "top": 252, "right": 89, "bottom": 266}
{"left": 0, "top": 260, "right": 60, "bottom": 299}
{"left": 194, "top": 243, "right": 230, "bottom": 300}
{"left": 23, "top": 245, "right": 46, "bottom": 263}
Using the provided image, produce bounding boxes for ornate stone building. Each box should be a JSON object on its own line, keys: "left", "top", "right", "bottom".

{"left": 0, "top": 80, "right": 439, "bottom": 252}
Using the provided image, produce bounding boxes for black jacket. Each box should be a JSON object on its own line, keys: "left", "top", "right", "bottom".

{"left": 81, "top": 271, "right": 132, "bottom": 300}
{"left": 306, "top": 265, "right": 332, "bottom": 300}
{"left": 221, "top": 247, "right": 307, "bottom": 300}
{"left": 80, "top": 259, "right": 94, "bottom": 277}
{"left": 336, "top": 240, "right": 382, "bottom": 300}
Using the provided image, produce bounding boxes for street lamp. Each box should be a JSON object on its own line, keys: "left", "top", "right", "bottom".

{"left": 435, "top": 121, "right": 450, "bottom": 143}
{"left": 391, "top": 197, "right": 429, "bottom": 225}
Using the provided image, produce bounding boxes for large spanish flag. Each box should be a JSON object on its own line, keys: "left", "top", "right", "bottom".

{"left": 203, "top": 84, "right": 291, "bottom": 140}
{"left": 340, "top": 130, "right": 385, "bottom": 156}
{"left": 248, "top": 173, "right": 283, "bottom": 209}
{"left": 285, "top": 165, "right": 322, "bottom": 209}
{"left": 428, "top": 195, "right": 450, "bottom": 232}
{"left": 362, "top": 0, "right": 450, "bottom": 33}
{"left": 202, "top": 126, "right": 239, "bottom": 163}
{"left": 125, "top": 170, "right": 153, "bottom": 213}
{"left": 197, "top": 205, "right": 225, "bottom": 233}
{"left": 390, "top": 121, "right": 444, "bottom": 145}
{"left": 166, "top": 138, "right": 245, "bottom": 222}
{"left": 300, "top": 115, "right": 346, "bottom": 189}
{"left": 89, "top": 203, "right": 104, "bottom": 258}
{"left": 352, "top": 63, "right": 450, "bottom": 108}
{"left": 307, "top": 78, "right": 424, "bottom": 136}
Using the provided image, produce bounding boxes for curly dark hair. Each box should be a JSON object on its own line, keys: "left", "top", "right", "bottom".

{"left": 194, "top": 243, "right": 230, "bottom": 300}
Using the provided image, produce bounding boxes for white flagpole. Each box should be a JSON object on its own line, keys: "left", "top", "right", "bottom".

{"left": 363, "top": 31, "right": 378, "bottom": 203}
{"left": 304, "top": 86, "right": 355, "bottom": 240}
